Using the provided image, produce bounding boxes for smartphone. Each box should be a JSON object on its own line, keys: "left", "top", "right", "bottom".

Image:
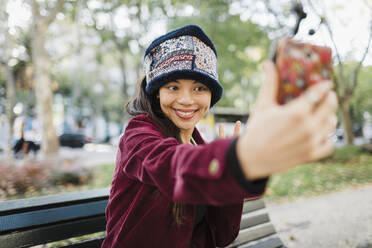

{"left": 274, "top": 38, "right": 333, "bottom": 104}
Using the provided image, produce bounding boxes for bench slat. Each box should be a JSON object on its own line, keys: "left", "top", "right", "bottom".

{"left": 237, "top": 237, "right": 284, "bottom": 248}
{"left": 226, "top": 223, "right": 276, "bottom": 248}
{"left": 0, "top": 200, "right": 108, "bottom": 232}
{"left": 0, "top": 188, "right": 110, "bottom": 214}
{"left": 55, "top": 237, "right": 105, "bottom": 248}
{"left": 0, "top": 216, "right": 106, "bottom": 248}
{"left": 243, "top": 200, "right": 265, "bottom": 214}
{"left": 240, "top": 212, "right": 270, "bottom": 229}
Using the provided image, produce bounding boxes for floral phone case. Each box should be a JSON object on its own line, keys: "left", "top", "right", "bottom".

{"left": 275, "top": 38, "right": 333, "bottom": 104}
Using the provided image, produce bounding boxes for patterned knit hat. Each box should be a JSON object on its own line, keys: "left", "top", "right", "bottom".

{"left": 143, "top": 25, "right": 222, "bottom": 107}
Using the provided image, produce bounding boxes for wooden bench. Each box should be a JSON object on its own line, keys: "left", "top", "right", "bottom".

{"left": 0, "top": 188, "right": 285, "bottom": 248}
{"left": 226, "top": 199, "right": 285, "bottom": 248}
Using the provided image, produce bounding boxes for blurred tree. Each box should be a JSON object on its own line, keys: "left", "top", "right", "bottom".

{"left": 351, "top": 65, "right": 372, "bottom": 129}
{"left": 69, "top": 0, "right": 84, "bottom": 126}
{"left": 168, "top": 0, "right": 270, "bottom": 110}
{"left": 0, "top": 0, "right": 39, "bottom": 162}
{"left": 54, "top": 71, "right": 90, "bottom": 121}
{"left": 82, "top": 1, "right": 155, "bottom": 120}
{"left": 306, "top": 0, "right": 372, "bottom": 144}
{"left": 80, "top": 0, "right": 171, "bottom": 124}
{"left": 239, "top": 0, "right": 372, "bottom": 144}
{"left": 29, "top": 0, "right": 65, "bottom": 155}
{"left": 0, "top": 2, "right": 16, "bottom": 161}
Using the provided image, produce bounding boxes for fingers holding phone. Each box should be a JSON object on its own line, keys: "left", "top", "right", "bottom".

{"left": 236, "top": 62, "right": 338, "bottom": 180}
{"left": 286, "top": 80, "right": 333, "bottom": 113}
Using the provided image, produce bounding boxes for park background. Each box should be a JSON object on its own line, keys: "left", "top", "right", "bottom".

{"left": 0, "top": 0, "right": 371, "bottom": 247}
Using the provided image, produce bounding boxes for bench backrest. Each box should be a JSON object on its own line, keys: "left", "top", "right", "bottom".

{"left": 0, "top": 188, "right": 109, "bottom": 248}
{"left": 0, "top": 189, "right": 284, "bottom": 248}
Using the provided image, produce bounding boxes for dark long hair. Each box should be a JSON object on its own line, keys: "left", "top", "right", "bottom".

{"left": 126, "top": 77, "right": 185, "bottom": 225}
{"left": 126, "top": 77, "right": 181, "bottom": 142}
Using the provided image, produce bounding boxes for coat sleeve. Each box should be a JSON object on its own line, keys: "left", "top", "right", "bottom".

{"left": 118, "top": 116, "right": 266, "bottom": 205}
{"left": 207, "top": 203, "right": 244, "bottom": 247}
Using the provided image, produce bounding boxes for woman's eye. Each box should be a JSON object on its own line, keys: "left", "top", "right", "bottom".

{"left": 168, "top": 86, "right": 178, "bottom": 90}
{"left": 195, "top": 86, "right": 206, "bottom": 91}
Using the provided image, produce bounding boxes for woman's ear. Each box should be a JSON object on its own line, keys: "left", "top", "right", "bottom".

{"left": 156, "top": 94, "right": 160, "bottom": 99}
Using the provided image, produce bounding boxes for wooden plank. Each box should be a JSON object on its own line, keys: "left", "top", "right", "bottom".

{"left": 240, "top": 212, "right": 270, "bottom": 229}
{"left": 237, "top": 237, "right": 284, "bottom": 248}
{"left": 0, "top": 216, "right": 106, "bottom": 248}
{"left": 226, "top": 223, "right": 276, "bottom": 248}
{"left": 0, "top": 188, "right": 110, "bottom": 214}
{"left": 55, "top": 237, "right": 105, "bottom": 248}
{"left": 243, "top": 200, "right": 265, "bottom": 214}
{"left": 0, "top": 200, "right": 107, "bottom": 232}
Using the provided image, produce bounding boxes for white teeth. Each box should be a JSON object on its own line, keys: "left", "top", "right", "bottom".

{"left": 176, "top": 110, "right": 194, "bottom": 116}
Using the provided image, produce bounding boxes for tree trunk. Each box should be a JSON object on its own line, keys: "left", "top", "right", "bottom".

{"left": 31, "top": 20, "right": 59, "bottom": 155}
{"left": 1, "top": 5, "right": 16, "bottom": 162}
{"left": 4, "top": 64, "right": 16, "bottom": 162}
{"left": 118, "top": 51, "right": 130, "bottom": 122}
{"left": 118, "top": 52, "right": 129, "bottom": 102}
{"left": 339, "top": 101, "right": 354, "bottom": 145}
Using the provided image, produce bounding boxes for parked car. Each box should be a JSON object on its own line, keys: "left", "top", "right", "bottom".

{"left": 335, "top": 128, "right": 344, "bottom": 141}
{"left": 334, "top": 125, "right": 364, "bottom": 141}
{"left": 59, "top": 133, "right": 90, "bottom": 148}
{"left": 363, "top": 123, "right": 372, "bottom": 142}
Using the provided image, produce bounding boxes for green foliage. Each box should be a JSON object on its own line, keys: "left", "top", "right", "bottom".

{"left": 87, "top": 163, "right": 115, "bottom": 189}
{"left": 51, "top": 167, "right": 93, "bottom": 186}
{"left": 0, "top": 162, "right": 50, "bottom": 198}
{"left": 332, "top": 63, "right": 372, "bottom": 127}
{"left": 4, "top": 144, "right": 372, "bottom": 202}
{"left": 45, "top": 232, "right": 106, "bottom": 247}
{"left": 15, "top": 89, "right": 36, "bottom": 111}
{"left": 266, "top": 146, "right": 372, "bottom": 200}
{"left": 54, "top": 71, "right": 126, "bottom": 123}
{"left": 351, "top": 65, "right": 372, "bottom": 125}
{"left": 0, "top": 74, "right": 5, "bottom": 114}
{"left": 328, "top": 145, "right": 364, "bottom": 162}
{"left": 0, "top": 160, "right": 95, "bottom": 201}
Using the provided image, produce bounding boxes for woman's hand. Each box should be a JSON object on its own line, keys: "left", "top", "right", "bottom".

{"left": 219, "top": 121, "right": 241, "bottom": 138}
{"left": 236, "top": 60, "right": 338, "bottom": 180}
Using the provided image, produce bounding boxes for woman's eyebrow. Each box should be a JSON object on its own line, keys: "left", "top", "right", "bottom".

{"left": 182, "top": 80, "right": 198, "bottom": 84}
{"left": 173, "top": 80, "right": 201, "bottom": 84}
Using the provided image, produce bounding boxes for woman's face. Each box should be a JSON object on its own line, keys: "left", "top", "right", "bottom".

{"left": 158, "top": 79, "right": 212, "bottom": 135}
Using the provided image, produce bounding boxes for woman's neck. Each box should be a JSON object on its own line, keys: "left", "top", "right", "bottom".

{"left": 180, "top": 128, "right": 194, "bottom": 144}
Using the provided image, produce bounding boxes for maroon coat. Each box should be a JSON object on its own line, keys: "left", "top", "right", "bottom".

{"left": 102, "top": 114, "right": 267, "bottom": 248}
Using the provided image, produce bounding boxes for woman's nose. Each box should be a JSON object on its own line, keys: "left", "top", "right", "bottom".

{"left": 177, "top": 90, "right": 194, "bottom": 105}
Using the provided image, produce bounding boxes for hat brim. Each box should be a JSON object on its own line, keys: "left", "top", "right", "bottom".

{"left": 145, "top": 70, "right": 223, "bottom": 107}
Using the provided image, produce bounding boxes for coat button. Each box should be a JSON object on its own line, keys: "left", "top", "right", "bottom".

{"left": 208, "top": 159, "right": 219, "bottom": 175}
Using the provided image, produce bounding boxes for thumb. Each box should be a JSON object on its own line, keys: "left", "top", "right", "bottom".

{"left": 253, "top": 60, "right": 279, "bottom": 112}
{"left": 218, "top": 124, "right": 225, "bottom": 138}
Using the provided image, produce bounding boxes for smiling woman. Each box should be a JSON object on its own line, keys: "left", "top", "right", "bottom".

{"left": 102, "top": 25, "right": 256, "bottom": 248}
{"left": 101, "top": 24, "right": 337, "bottom": 248}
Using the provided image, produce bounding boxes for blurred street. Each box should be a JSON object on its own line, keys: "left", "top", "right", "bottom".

{"left": 56, "top": 143, "right": 117, "bottom": 168}
{"left": 0, "top": 143, "right": 117, "bottom": 168}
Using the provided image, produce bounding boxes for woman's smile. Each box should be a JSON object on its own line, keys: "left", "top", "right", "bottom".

{"left": 174, "top": 108, "right": 198, "bottom": 119}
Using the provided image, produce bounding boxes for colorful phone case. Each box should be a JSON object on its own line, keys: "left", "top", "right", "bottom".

{"left": 275, "top": 38, "right": 333, "bottom": 104}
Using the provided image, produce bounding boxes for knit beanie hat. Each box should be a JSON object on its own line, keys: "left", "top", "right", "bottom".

{"left": 143, "top": 25, "right": 223, "bottom": 107}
